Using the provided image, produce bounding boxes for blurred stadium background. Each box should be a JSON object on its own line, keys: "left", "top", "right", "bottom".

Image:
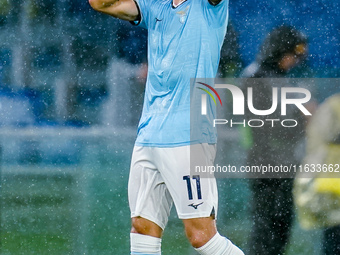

{"left": 0, "top": 0, "right": 338, "bottom": 254}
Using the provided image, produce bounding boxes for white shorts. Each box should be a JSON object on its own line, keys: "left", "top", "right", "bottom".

{"left": 128, "top": 144, "right": 218, "bottom": 230}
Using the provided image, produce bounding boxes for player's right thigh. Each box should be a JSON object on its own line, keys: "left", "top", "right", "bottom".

{"left": 128, "top": 146, "right": 173, "bottom": 231}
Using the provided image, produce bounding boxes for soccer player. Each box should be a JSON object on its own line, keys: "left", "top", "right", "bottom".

{"left": 89, "top": 0, "right": 245, "bottom": 254}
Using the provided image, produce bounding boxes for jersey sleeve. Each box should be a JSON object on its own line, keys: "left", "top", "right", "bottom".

{"left": 131, "top": 0, "right": 149, "bottom": 29}
{"left": 202, "top": 0, "right": 229, "bottom": 28}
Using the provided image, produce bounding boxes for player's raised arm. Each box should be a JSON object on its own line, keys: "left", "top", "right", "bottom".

{"left": 89, "top": 0, "right": 139, "bottom": 21}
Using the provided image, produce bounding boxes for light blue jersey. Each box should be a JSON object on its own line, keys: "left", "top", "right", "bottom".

{"left": 133, "top": 0, "right": 229, "bottom": 147}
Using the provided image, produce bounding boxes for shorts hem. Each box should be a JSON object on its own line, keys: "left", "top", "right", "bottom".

{"left": 177, "top": 211, "right": 217, "bottom": 220}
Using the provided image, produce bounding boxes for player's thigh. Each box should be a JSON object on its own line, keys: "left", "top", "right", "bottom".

{"left": 128, "top": 146, "right": 173, "bottom": 231}
{"left": 156, "top": 144, "right": 218, "bottom": 220}
{"left": 131, "top": 216, "right": 163, "bottom": 238}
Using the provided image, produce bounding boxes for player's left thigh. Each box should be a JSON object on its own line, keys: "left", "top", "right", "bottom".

{"left": 156, "top": 144, "right": 218, "bottom": 220}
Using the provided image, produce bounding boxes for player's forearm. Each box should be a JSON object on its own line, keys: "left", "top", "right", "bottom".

{"left": 89, "top": 0, "right": 139, "bottom": 21}
{"left": 89, "top": 0, "right": 117, "bottom": 11}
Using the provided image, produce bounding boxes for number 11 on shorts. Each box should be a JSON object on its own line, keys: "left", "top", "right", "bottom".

{"left": 183, "top": 175, "right": 202, "bottom": 200}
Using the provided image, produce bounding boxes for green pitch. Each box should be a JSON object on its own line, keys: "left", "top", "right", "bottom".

{"left": 0, "top": 138, "right": 322, "bottom": 254}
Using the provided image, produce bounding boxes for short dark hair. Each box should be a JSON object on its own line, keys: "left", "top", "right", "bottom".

{"left": 257, "top": 25, "right": 308, "bottom": 67}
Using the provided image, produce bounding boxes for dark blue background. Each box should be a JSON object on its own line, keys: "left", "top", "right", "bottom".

{"left": 229, "top": 0, "right": 339, "bottom": 74}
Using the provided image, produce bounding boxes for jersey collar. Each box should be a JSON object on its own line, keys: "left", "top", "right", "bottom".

{"left": 172, "top": 0, "right": 188, "bottom": 9}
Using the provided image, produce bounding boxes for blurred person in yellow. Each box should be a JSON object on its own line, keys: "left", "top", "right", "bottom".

{"left": 294, "top": 93, "right": 340, "bottom": 255}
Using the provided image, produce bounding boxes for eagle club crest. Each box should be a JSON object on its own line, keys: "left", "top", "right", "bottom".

{"left": 176, "top": 6, "right": 190, "bottom": 24}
